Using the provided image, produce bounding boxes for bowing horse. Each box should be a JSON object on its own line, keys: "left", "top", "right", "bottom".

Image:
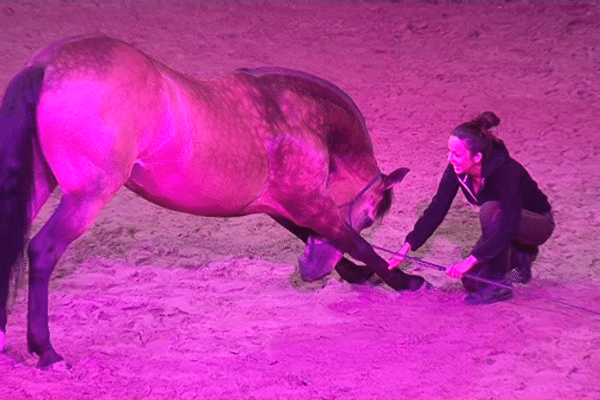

{"left": 0, "top": 35, "right": 424, "bottom": 368}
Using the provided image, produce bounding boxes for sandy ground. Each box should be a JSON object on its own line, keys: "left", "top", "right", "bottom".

{"left": 1, "top": 1, "right": 600, "bottom": 399}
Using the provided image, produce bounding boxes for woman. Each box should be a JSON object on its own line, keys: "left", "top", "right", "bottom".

{"left": 389, "top": 112, "right": 554, "bottom": 305}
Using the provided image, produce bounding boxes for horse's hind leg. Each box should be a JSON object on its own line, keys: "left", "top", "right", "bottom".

{"left": 0, "top": 148, "right": 56, "bottom": 353}
{"left": 27, "top": 190, "right": 114, "bottom": 368}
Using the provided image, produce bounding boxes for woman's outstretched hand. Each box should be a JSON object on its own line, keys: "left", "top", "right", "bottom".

{"left": 388, "top": 242, "right": 412, "bottom": 270}
{"left": 445, "top": 255, "right": 479, "bottom": 278}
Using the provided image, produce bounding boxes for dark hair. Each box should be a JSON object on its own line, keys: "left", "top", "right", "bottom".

{"left": 451, "top": 111, "right": 500, "bottom": 158}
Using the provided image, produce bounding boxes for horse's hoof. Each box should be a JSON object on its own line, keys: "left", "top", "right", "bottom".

{"left": 47, "top": 360, "right": 72, "bottom": 372}
{"left": 335, "top": 259, "right": 374, "bottom": 284}
{"left": 36, "top": 349, "right": 64, "bottom": 370}
{"left": 381, "top": 269, "right": 423, "bottom": 292}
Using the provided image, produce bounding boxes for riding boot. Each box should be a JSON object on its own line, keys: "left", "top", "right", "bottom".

{"left": 462, "top": 245, "right": 513, "bottom": 305}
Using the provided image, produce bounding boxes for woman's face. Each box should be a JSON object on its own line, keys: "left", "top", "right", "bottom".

{"left": 448, "top": 135, "right": 482, "bottom": 176}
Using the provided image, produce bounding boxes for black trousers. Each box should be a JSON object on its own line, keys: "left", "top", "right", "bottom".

{"left": 462, "top": 201, "right": 555, "bottom": 292}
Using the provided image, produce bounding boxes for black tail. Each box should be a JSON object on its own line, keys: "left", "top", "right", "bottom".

{"left": 0, "top": 66, "right": 45, "bottom": 332}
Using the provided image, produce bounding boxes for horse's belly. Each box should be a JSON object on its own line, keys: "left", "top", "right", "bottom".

{"left": 125, "top": 162, "right": 264, "bottom": 217}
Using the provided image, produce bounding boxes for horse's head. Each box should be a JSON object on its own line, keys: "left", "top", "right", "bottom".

{"left": 342, "top": 168, "right": 410, "bottom": 232}
{"left": 298, "top": 167, "right": 409, "bottom": 282}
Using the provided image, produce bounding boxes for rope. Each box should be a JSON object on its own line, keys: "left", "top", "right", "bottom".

{"left": 371, "top": 244, "right": 600, "bottom": 317}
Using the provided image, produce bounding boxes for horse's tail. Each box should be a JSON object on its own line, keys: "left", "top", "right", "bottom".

{"left": 0, "top": 66, "right": 45, "bottom": 332}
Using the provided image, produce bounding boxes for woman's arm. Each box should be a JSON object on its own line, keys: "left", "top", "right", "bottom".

{"left": 389, "top": 164, "right": 459, "bottom": 269}
{"left": 405, "top": 164, "right": 459, "bottom": 251}
{"left": 388, "top": 242, "right": 411, "bottom": 269}
{"left": 470, "top": 161, "right": 524, "bottom": 262}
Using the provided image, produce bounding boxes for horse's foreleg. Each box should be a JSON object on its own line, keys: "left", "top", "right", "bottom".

{"left": 269, "top": 215, "right": 312, "bottom": 242}
{"left": 331, "top": 226, "right": 424, "bottom": 291}
{"left": 269, "top": 214, "right": 337, "bottom": 280}
{"left": 269, "top": 215, "right": 372, "bottom": 282}
{"left": 296, "top": 207, "right": 424, "bottom": 291}
{"left": 27, "top": 192, "right": 110, "bottom": 368}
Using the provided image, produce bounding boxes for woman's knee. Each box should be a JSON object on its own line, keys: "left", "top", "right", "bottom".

{"left": 517, "top": 210, "right": 555, "bottom": 246}
{"left": 479, "top": 201, "right": 501, "bottom": 234}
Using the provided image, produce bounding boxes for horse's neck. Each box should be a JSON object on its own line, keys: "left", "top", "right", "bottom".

{"left": 328, "top": 163, "right": 379, "bottom": 205}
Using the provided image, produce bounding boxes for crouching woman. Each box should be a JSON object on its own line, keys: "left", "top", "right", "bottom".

{"left": 390, "top": 112, "right": 554, "bottom": 305}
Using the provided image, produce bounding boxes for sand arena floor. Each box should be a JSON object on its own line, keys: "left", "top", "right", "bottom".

{"left": 1, "top": 1, "right": 599, "bottom": 399}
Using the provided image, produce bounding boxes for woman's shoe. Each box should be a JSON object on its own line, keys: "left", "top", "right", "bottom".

{"left": 464, "top": 285, "right": 513, "bottom": 305}
{"left": 505, "top": 246, "right": 538, "bottom": 284}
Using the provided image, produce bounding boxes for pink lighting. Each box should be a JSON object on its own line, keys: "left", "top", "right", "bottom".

{"left": 0, "top": 1, "right": 599, "bottom": 399}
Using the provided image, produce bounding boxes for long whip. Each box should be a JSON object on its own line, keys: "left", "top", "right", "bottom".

{"left": 371, "top": 244, "right": 600, "bottom": 316}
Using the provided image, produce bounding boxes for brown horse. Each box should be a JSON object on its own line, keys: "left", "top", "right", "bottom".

{"left": 0, "top": 35, "right": 424, "bottom": 368}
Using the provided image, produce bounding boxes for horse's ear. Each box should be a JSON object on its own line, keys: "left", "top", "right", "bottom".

{"left": 382, "top": 167, "right": 409, "bottom": 189}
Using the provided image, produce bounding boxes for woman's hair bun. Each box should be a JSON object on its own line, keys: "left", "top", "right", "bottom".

{"left": 451, "top": 111, "right": 501, "bottom": 157}
{"left": 477, "top": 111, "right": 500, "bottom": 130}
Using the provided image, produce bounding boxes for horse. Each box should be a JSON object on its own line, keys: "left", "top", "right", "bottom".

{"left": 0, "top": 35, "right": 424, "bottom": 368}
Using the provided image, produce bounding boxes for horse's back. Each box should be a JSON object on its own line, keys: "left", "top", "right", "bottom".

{"left": 31, "top": 37, "right": 275, "bottom": 215}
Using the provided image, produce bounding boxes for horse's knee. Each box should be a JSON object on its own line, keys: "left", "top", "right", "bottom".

{"left": 335, "top": 258, "right": 373, "bottom": 284}
{"left": 298, "top": 236, "right": 342, "bottom": 281}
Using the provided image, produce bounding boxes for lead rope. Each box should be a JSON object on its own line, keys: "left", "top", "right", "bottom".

{"left": 371, "top": 244, "right": 600, "bottom": 317}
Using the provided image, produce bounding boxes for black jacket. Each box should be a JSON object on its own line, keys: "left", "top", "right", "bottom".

{"left": 405, "top": 140, "right": 551, "bottom": 262}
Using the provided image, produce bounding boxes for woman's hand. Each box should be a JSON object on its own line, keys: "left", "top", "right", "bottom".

{"left": 445, "top": 255, "right": 479, "bottom": 278}
{"left": 388, "top": 242, "right": 412, "bottom": 270}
